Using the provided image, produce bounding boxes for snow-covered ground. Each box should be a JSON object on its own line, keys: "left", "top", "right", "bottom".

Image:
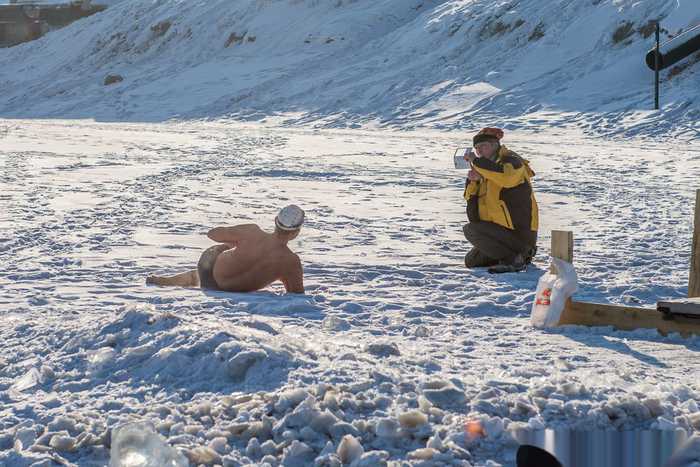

{"left": 1, "top": 0, "right": 700, "bottom": 465}
{"left": 1, "top": 118, "right": 700, "bottom": 466}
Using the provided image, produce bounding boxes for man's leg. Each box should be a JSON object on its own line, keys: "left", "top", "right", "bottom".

{"left": 146, "top": 269, "right": 200, "bottom": 287}
{"left": 463, "top": 222, "right": 526, "bottom": 262}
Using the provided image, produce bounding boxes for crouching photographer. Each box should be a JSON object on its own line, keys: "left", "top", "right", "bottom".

{"left": 461, "top": 127, "right": 539, "bottom": 273}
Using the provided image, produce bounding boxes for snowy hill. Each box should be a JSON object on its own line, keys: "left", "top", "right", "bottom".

{"left": 0, "top": 0, "right": 698, "bottom": 137}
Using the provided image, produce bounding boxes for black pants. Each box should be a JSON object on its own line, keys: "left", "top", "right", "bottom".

{"left": 463, "top": 221, "right": 537, "bottom": 267}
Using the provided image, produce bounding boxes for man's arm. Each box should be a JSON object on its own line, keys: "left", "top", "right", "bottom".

{"left": 207, "top": 224, "right": 256, "bottom": 245}
{"left": 471, "top": 154, "right": 526, "bottom": 188}
{"left": 282, "top": 255, "right": 304, "bottom": 294}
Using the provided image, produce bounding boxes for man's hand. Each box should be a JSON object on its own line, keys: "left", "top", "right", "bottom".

{"left": 464, "top": 149, "right": 477, "bottom": 163}
{"left": 467, "top": 169, "right": 482, "bottom": 182}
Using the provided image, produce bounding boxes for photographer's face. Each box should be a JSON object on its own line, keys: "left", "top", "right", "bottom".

{"left": 474, "top": 141, "right": 497, "bottom": 158}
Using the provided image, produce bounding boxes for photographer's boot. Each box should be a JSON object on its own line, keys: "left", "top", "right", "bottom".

{"left": 488, "top": 253, "right": 526, "bottom": 274}
{"left": 524, "top": 246, "right": 537, "bottom": 264}
{"left": 464, "top": 248, "right": 499, "bottom": 268}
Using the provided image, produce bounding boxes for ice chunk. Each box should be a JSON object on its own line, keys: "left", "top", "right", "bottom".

{"left": 375, "top": 418, "right": 399, "bottom": 439}
{"left": 47, "top": 416, "right": 78, "bottom": 435}
{"left": 408, "top": 447, "right": 438, "bottom": 460}
{"left": 261, "top": 439, "right": 278, "bottom": 456}
{"left": 527, "top": 416, "right": 545, "bottom": 430}
{"left": 241, "top": 320, "right": 279, "bottom": 335}
{"left": 209, "top": 436, "right": 229, "bottom": 455}
{"left": 310, "top": 410, "right": 339, "bottom": 435}
{"left": 336, "top": 434, "right": 363, "bottom": 465}
{"left": 422, "top": 385, "right": 467, "bottom": 409}
{"left": 277, "top": 388, "right": 311, "bottom": 411}
{"left": 319, "top": 441, "right": 335, "bottom": 457}
{"left": 110, "top": 421, "right": 188, "bottom": 467}
{"left": 364, "top": 343, "right": 400, "bottom": 358}
{"left": 322, "top": 316, "right": 351, "bottom": 331}
{"left": 354, "top": 450, "right": 390, "bottom": 467}
{"left": 49, "top": 434, "right": 76, "bottom": 452}
{"left": 14, "top": 427, "right": 37, "bottom": 450}
{"left": 40, "top": 365, "right": 55, "bottom": 382}
{"left": 11, "top": 368, "right": 42, "bottom": 392}
{"left": 414, "top": 325, "right": 431, "bottom": 337}
{"left": 656, "top": 416, "right": 677, "bottom": 431}
{"left": 246, "top": 437, "right": 262, "bottom": 459}
{"left": 186, "top": 446, "right": 222, "bottom": 465}
{"left": 281, "top": 440, "right": 315, "bottom": 466}
{"left": 300, "top": 426, "right": 318, "bottom": 441}
{"left": 227, "top": 350, "right": 267, "bottom": 381}
{"left": 399, "top": 410, "right": 428, "bottom": 429}
{"left": 314, "top": 453, "right": 342, "bottom": 467}
{"left": 426, "top": 433, "right": 443, "bottom": 451}
{"left": 689, "top": 412, "right": 700, "bottom": 430}
{"left": 483, "top": 417, "right": 504, "bottom": 439}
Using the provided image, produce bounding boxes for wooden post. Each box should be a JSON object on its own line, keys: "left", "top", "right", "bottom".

{"left": 551, "top": 230, "right": 573, "bottom": 263}
{"left": 690, "top": 190, "right": 700, "bottom": 298}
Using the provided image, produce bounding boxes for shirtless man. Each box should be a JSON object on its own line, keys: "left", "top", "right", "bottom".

{"left": 146, "top": 205, "right": 305, "bottom": 293}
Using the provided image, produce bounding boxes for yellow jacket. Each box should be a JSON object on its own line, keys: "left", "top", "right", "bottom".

{"left": 463, "top": 145, "right": 539, "bottom": 232}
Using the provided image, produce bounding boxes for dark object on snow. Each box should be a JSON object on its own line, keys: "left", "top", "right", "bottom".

{"left": 104, "top": 74, "right": 124, "bottom": 85}
{"left": 645, "top": 23, "right": 700, "bottom": 70}
{"left": 517, "top": 445, "right": 562, "bottom": 467}
{"left": 657, "top": 297, "right": 700, "bottom": 320}
{"left": 488, "top": 254, "right": 527, "bottom": 274}
{"left": 364, "top": 343, "right": 400, "bottom": 358}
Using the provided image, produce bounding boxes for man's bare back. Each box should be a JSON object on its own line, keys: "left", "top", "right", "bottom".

{"left": 207, "top": 224, "right": 303, "bottom": 293}
{"left": 147, "top": 205, "right": 305, "bottom": 294}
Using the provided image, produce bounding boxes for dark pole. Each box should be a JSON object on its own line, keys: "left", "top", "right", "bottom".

{"left": 654, "top": 21, "right": 660, "bottom": 110}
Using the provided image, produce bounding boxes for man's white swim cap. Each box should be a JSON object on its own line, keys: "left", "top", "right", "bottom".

{"left": 275, "top": 205, "right": 305, "bottom": 231}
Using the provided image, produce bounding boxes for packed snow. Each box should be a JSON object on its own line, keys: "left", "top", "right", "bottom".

{"left": 1, "top": 0, "right": 700, "bottom": 466}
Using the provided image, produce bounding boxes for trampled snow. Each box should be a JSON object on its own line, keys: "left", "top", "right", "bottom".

{"left": 1, "top": 0, "right": 700, "bottom": 466}
{"left": 1, "top": 119, "right": 699, "bottom": 466}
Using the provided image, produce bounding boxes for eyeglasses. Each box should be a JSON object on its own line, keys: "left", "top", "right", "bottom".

{"left": 474, "top": 142, "right": 493, "bottom": 150}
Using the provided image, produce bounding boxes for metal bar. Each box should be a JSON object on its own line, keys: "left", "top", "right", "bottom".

{"left": 655, "top": 21, "right": 660, "bottom": 110}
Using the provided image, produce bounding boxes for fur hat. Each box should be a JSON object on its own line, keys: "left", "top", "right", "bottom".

{"left": 473, "top": 127, "right": 504, "bottom": 146}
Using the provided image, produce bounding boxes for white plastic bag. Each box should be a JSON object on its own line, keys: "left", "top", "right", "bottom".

{"left": 530, "top": 257, "right": 578, "bottom": 328}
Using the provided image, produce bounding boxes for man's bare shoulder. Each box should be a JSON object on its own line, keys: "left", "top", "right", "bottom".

{"left": 279, "top": 249, "right": 302, "bottom": 266}
{"left": 234, "top": 223, "right": 263, "bottom": 231}
{"left": 233, "top": 223, "right": 265, "bottom": 237}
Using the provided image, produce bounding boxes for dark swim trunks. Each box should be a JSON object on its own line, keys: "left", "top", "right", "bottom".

{"left": 197, "top": 244, "right": 229, "bottom": 290}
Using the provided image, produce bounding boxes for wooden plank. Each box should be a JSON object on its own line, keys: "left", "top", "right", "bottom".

{"left": 558, "top": 300, "right": 700, "bottom": 337}
{"left": 690, "top": 189, "right": 700, "bottom": 298}
{"left": 551, "top": 230, "right": 573, "bottom": 263}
